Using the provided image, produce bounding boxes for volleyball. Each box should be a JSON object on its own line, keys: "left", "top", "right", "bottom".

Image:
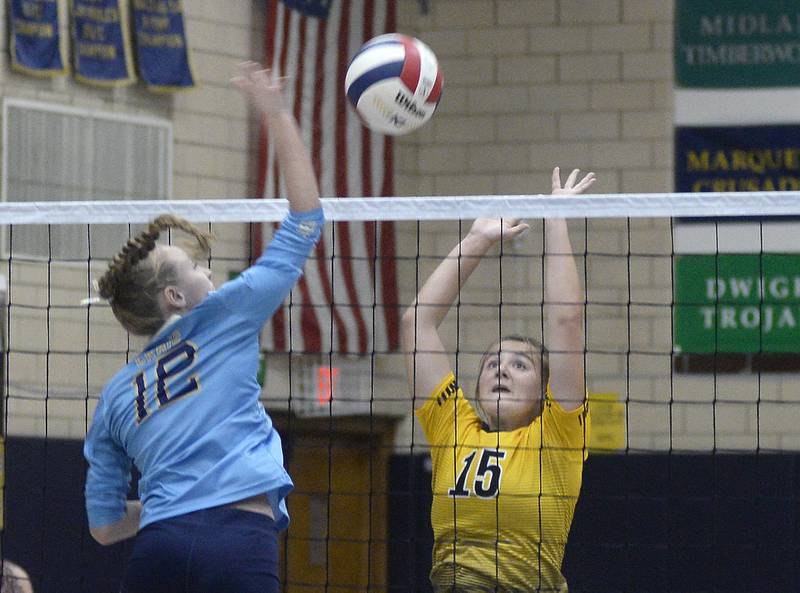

{"left": 345, "top": 33, "right": 443, "bottom": 136}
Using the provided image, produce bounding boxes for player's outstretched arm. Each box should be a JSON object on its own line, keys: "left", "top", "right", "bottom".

{"left": 544, "top": 167, "right": 595, "bottom": 411}
{"left": 401, "top": 217, "right": 529, "bottom": 409}
{"left": 232, "top": 62, "right": 320, "bottom": 213}
{"left": 90, "top": 501, "right": 141, "bottom": 546}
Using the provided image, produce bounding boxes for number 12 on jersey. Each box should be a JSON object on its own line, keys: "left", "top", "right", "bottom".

{"left": 133, "top": 342, "right": 201, "bottom": 424}
{"left": 448, "top": 448, "right": 506, "bottom": 499}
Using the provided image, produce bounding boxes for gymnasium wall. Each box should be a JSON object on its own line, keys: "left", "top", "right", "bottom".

{"left": 2, "top": 0, "right": 796, "bottom": 456}
{"left": 0, "top": 1, "right": 263, "bottom": 438}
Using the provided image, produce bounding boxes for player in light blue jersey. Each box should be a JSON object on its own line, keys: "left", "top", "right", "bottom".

{"left": 83, "top": 62, "right": 323, "bottom": 593}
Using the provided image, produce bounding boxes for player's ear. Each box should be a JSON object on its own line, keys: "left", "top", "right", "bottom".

{"left": 162, "top": 285, "right": 186, "bottom": 310}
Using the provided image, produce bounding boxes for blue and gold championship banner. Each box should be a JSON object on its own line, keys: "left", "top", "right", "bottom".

{"left": 280, "top": 0, "right": 332, "bottom": 18}
{"left": 9, "top": 0, "right": 69, "bottom": 76}
{"left": 131, "top": 0, "right": 196, "bottom": 91}
{"left": 675, "top": 124, "right": 800, "bottom": 193}
{"left": 71, "top": 0, "right": 135, "bottom": 87}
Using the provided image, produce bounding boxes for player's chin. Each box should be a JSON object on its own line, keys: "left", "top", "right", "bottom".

{"left": 481, "top": 400, "right": 525, "bottom": 418}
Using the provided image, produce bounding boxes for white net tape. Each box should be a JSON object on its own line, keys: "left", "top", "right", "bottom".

{"left": 0, "top": 191, "right": 798, "bottom": 223}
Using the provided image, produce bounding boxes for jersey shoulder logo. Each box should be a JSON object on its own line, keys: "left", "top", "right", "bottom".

{"left": 435, "top": 377, "right": 458, "bottom": 406}
{"left": 298, "top": 220, "right": 318, "bottom": 237}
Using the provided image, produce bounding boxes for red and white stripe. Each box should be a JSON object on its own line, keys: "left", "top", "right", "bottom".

{"left": 256, "top": 0, "right": 399, "bottom": 356}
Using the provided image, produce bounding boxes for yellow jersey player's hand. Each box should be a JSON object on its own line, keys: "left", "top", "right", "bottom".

{"left": 551, "top": 166, "right": 596, "bottom": 196}
{"left": 467, "top": 217, "right": 529, "bottom": 245}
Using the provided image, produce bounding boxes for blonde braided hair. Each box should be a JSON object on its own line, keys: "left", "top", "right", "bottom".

{"left": 96, "top": 215, "right": 214, "bottom": 336}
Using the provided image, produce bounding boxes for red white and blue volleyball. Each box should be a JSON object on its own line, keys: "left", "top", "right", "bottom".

{"left": 345, "top": 34, "right": 443, "bottom": 136}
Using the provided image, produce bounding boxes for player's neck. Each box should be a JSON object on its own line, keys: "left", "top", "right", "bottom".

{"left": 152, "top": 313, "right": 182, "bottom": 339}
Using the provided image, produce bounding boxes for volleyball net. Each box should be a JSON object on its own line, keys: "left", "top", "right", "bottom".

{"left": 2, "top": 192, "right": 799, "bottom": 593}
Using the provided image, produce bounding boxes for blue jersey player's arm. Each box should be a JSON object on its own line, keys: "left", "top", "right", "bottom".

{"left": 215, "top": 209, "right": 322, "bottom": 324}
{"left": 84, "top": 396, "right": 140, "bottom": 545}
{"left": 218, "top": 64, "right": 323, "bottom": 324}
{"left": 233, "top": 64, "right": 320, "bottom": 214}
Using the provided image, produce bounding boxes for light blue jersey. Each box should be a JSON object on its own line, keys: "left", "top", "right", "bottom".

{"left": 84, "top": 208, "right": 324, "bottom": 531}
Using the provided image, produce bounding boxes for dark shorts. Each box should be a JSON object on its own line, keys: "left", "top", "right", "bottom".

{"left": 121, "top": 506, "right": 279, "bottom": 593}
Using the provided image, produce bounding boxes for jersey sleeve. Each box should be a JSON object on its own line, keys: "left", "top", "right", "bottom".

{"left": 415, "top": 373, "right": 481, "bottom": 446}
{"left": 213, "top": 207, "right": 324, "bottom": 325}
{"left": 541, "top": 386, "right": 591, "bottom": 459}
{"left": 83, "top": 397, "right": 132, "bottom": 529}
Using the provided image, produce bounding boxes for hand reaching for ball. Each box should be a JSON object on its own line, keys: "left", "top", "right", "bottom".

{"left": 232, "top": 61, "right": 288, "bottom": 117}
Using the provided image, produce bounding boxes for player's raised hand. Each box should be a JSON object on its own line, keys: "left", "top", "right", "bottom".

{"left": 469, "top": 217, "right": 530, "bottom": 244}
{"left": 551, "top": 166, "right": 596, "bottom": 196}
{"left": 232, "top": 61, "right": 288, "bottom": 117}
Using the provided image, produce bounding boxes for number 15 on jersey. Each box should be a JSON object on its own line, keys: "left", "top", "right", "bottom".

{"left": 448, "top": 449, "right": 506, "bottom": 499}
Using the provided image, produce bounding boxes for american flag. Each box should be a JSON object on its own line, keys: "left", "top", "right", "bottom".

{"left": 256, "top": 0, "right": 400, "bottom": 356}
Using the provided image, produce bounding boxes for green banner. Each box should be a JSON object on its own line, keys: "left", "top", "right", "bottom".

{"left": 675, "top": 0, "right": 800, "bottom": 88}
{"left": 674, "top": 254, "right": 800, "bottom": 353}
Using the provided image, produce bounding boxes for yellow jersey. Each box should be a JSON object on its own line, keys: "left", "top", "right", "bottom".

{"left": 416, "top": 373, "right": 590, "bottom": 593}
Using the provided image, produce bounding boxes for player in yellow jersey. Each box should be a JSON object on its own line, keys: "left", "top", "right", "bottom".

{"left": 401, "top": 167, "right": 596, "bottom": 593}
